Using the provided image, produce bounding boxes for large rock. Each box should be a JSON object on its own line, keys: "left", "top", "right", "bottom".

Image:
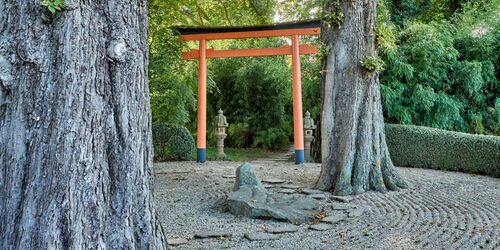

{"left": 233, "top": 162, "right": 265, "bottom": 191}
{"left": 226, "top": 163, "right": 321, "bottom": 224}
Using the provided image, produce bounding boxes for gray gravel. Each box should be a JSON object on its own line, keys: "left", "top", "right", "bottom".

{"left": 154, "top": 161, "right": 500, "bottom": 249}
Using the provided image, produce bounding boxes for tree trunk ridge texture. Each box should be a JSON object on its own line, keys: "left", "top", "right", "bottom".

{"left": 317, "top": 0, "right": 407, "bottom": 195}
{"left": 0, "top": 1, "right": 166, "bottom": 249}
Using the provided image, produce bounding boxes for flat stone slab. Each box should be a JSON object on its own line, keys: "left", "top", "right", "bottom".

{"left": 244, "top": 232, "right": 279, "bottom": 241}
{"left": 331, "top": 203, "right": 358, "bottom": 210}
{"left": 281, "top": 184, "right": 301, "bottom": 189}
{"left": 308, "top": 193, "right": 328, "bottom": 200}
{"left": 222, "top": 174, "right": 236, "bottom": 178}
{"left": 321, "top": 213, "right": 348, "bottom": 224}
{"left": 289, "top": 197, "right": 321, "bottom": 210}
{"left": 167, "top": 238, "right": 188, "bottom": 246}
{"left": 278, "top": 189, "right": 297, "bottom": 194}
{"left": 331, "top": 196, "right": 355, "bottom": 203}
{"left": 262, "top": 184, "right": 275, "bottom": 188}
{"left": 156, "top": 170, "right": 191, "bottom": 174}
{"left": 262, "top": 178, "right": 286, "bottom": 184}
{"left": 194, "top": 231, "right": 232, "bottom": 239}
{"left": 349, "top": 207, "right": 368, "bottom": 217}
{"left": 301, "top": 188, "right": 324, "bottom": 195}
{"left": 309, "top": 224, "right": 332, "bottom": 231}
{"left": 266, "top": 225, "right": 300, "bottom": 234}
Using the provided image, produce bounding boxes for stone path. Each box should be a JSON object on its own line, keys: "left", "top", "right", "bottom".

{"left": 154, "top": 161, "right": 500, "bottom": 249}
{"left": 251, "top": 146, "right": 294, "bottom": 163}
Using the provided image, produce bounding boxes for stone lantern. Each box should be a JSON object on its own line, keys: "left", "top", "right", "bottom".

{"left": 215, "top": 109, "right": 229, "bottom": 160}
{"left": 303, "top": 111, "right": 316, "bottom": 162}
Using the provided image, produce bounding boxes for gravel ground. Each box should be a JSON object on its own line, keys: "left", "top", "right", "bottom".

{"left": 154, "top": 161, "right": 500, "bottom": 250}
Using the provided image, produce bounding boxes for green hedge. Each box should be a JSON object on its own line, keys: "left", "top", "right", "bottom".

{"left": 152, "top": 123, "right": 194, "bottom": 161}
{"left": 385, "top": 124, "right": 500, "bottom": 177}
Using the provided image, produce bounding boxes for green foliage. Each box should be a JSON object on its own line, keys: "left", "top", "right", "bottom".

{"left": 253, "top": 128, "right": 290, "bottom": 150}
{"left": 301, "top": 53, "right": 322, "bottom": 120}
{"left": 379, "top": 17, "right": 499, "bottom": 134}
{"left": 316, "top": 42, "right": 330, "bottom": 60}
{"left": 388, "top": 0, "right": 475, "bottom": 26}
{"left": 361, "top": 56, "right": 385, "bottom": 72}
{"left": 208, "top": 41, "right": 293, "bottom": 149}
{"left": 322, "top": 12, "right": 344, "bottom": 28}
{"left": 376, "top": 1, "right": 398, "bottom": 50}
{"left": 41, "top": 0, "right": 64, "bottom": 13}
{"left": 385, "top": 124, "right": 500, "bottom": 177}
{"left": 227, "top": 123, "right": 250, "bottom": 148}
{"left": 152, "top": 123, "right": 195, "bottom": 161}
{"left": 322, "top": 0, "right": 344, "bottom": 27}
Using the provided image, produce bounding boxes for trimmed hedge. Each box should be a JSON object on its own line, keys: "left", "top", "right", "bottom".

{"left": 152, "top": 123, "right": 194, "bottom": 161}
{"left": 385, "top": 124, "right": 500, "bottom": 177}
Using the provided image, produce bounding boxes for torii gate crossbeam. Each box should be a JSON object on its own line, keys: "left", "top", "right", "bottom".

{"left": 175, "top": 20, "right": 321, "bottom": 164}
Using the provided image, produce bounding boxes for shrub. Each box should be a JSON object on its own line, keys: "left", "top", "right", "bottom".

{"left": 385, "top": 124, "right": 500, "bottom": 177}
{"left": 152, "top": 123, "right": 194, "bottom": 161}
{"left": 227, "top": 123, "right": 250, "bottom": 148}
{"left": 253, "top": 127, "right": 290, "bottom": 151}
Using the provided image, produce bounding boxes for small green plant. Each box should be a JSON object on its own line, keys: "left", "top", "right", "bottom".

{"left": 316, "top": 42, "right": 331, "bottom": 60}
{"left": 361, "top": 56, "right": 385, "bottom": 72}
{"left": 322, "top": 0, "right": 344, "bottom": 28}
{"left": 41, "top": 0, "right": 65, "bottom": 13}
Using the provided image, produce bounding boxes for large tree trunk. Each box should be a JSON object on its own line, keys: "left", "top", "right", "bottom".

{"left": 0, "top": 1, "right": 166, "bottom": 249}
{"left": 316, "top": 0, "right": 407, "bottom": 195}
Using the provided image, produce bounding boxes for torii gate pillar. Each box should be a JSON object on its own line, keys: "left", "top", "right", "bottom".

{"left": 291, "top": 35, "right": 305, "bottom": 164}
{"left": 197, "top": 40, "right": 207, "bottom": 163}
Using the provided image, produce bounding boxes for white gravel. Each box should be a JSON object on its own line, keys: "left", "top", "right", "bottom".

{"left": 154, "top": 161, "right": 500, "bottom": 249}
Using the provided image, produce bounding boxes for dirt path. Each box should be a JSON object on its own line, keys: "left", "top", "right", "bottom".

{"left": 154, "top": 161, "right": 500, "bottom": 249}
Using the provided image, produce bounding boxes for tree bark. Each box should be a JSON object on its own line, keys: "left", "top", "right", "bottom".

{"left": 316, "top": 0, "right": 407, "bottom": 195}
{"left": 0, "top": 1, "right": 166, "bottom": 249}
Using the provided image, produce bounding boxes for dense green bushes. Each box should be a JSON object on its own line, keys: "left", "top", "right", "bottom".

{"left": 385, "top": 124, "right": 500, "bottom": 177}
{"left": 379, "top": 1, "right": 499, "bottom": 135}
{"left": 152, "top": 123, "right": 194, "bottom": 161}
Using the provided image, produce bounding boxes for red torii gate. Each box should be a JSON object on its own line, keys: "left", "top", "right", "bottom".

{"left": 175, "top": 20, "right": 321, "bottom": 164}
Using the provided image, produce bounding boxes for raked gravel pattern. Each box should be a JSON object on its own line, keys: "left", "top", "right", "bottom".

{"left": 154, "top": 161, "right": 500, "bottom": 250}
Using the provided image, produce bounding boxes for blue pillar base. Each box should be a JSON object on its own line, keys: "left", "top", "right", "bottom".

{"left": 295, "top": 149, "right": 305, "bottom": 164}
{"left": 197, "top": 148, "right": 206, "bottom": 163}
